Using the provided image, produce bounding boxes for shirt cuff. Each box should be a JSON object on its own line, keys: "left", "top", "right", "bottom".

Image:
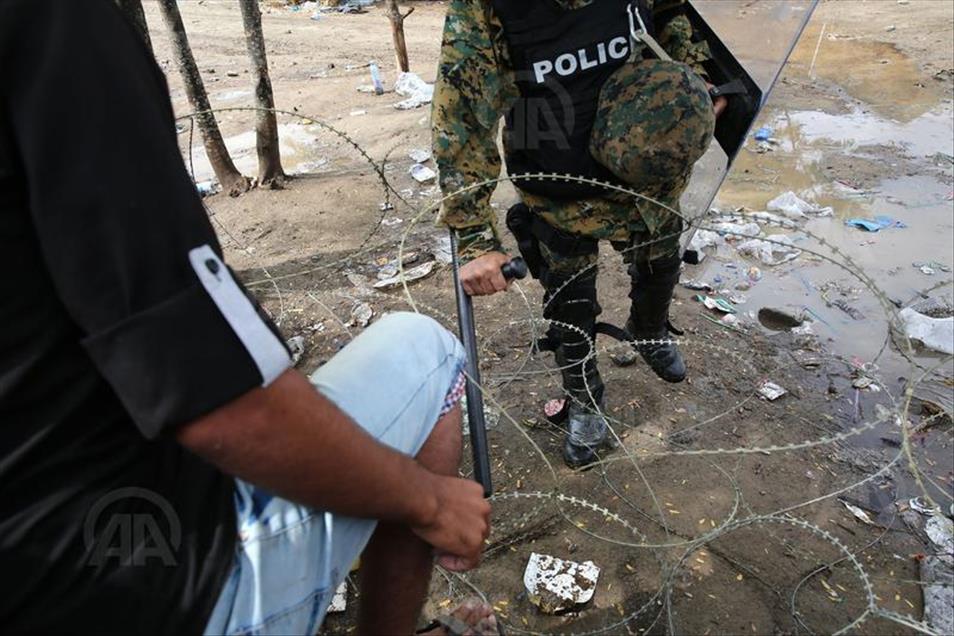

{"left": 83, "top": 247, "right": 290, "bottom": 439}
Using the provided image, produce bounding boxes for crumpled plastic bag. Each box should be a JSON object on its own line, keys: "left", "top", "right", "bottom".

{"left": 737, "top": 234, "right": 802, "bottom": 266}
{"left": 767, "top": 191, "right": 834, "bottom": 218}
{"left": 393, "top": 72, "right": 434, "bottom": 110}
{"left": 898, "top": 308, "right": 954, "bottom": 355}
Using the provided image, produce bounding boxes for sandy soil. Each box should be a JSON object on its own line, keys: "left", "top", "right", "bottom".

{"left": 143, "top": 1, "right": 953, "bottom": 633}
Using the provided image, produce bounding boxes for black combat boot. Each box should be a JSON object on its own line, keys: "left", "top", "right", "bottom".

{"left": 542, "top": 269, "right": 610, "bottom": 468}
{"left": 625, "top": 254, "right": 686, "bottom": 383}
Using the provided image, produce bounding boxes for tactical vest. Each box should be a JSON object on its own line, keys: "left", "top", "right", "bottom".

{"left": 492, "top": 0, "right": 653, "bottom": 199}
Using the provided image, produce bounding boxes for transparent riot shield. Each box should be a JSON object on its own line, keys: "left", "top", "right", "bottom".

{"left": 680, "top": 0, "right": 819, "bottom": 262}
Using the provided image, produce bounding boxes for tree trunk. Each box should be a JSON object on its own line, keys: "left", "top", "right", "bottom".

{"left": 114, "top": 0, "right": 153, "bottom": 54}
{"left": 385, "top": 0, "right": 413, "bottom": 74}
{"left": 156, "top": 0, "right": 250, "bottom": 196}
{"left": 238, "top": 0, "right": 286, "bottom": 188}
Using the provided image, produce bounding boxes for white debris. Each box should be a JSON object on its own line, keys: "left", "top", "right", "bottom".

{"left": 431, "top": 236, "right": 454, "bottom": 265}
{"left": 910, "top": 497, "right": 941, "bottom": 515}
{"left": 898, "top": 308, "right": 954, "bottom": 355}
{"left": 926, "top": 514, "right": 954, "bottom": 555}
{"left": 524, "top": 552, "right": 600, "bottom": 614}
{"left": 410, "top": 163, "right": 437, "bottom": 183}
{"left": 373, "top": 261, "right": 436, "bottom": 290}
{"left": 408, "top": 148, "right": 432, "bottom": 163}
{"left": 689, "top": 229, "right": 724, "bottom": 252}
{"left": 349, "top": 109, "right": 367, "bottom": 117}
{"left": 711, "top": 221, "right": 761, "bottom": 241}
{"left": 327, "top": 581, "right": 348, "bottom": 613}
{"left": 767, "top": 191, "right": 834, "bottom": 218}
{"left": 841, "top": 500, "right": 874, "bottom": 525}
{"left": 349, "top": 302, "right": 373, "bottom": 328}
{"left": 757, "top": 381, "right": 787, "bottom": 401}
{"left": 286, "top": 336, "right": 306, "bottom": 366}
{"left": 737, "top": 234, "right": 802, "bottom": 266}
{"left": 393, "top": 72, "right": 434, "bottom": 110}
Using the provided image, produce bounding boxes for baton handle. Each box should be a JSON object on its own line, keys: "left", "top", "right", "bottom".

{"left": 450, "top": 232, "right": 492, "bottom": 496}
{"left": 501, "top": 257, "right": 528, "bottom": 281}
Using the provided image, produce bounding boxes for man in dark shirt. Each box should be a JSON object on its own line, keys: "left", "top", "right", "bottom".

{"left": 0, "top": 1, "right": 492, "bottom": 634}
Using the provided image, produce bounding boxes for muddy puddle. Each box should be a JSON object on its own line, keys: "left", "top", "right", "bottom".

{"left": 181, "top": 121, "right": 336, "bottom": 184}
{"left": 692, "top": 102, "right": 954, "bottom": 505}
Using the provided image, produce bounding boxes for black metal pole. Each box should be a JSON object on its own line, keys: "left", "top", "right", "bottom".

{"left": 449, "top": 231, "right": 526, "bottom": 497}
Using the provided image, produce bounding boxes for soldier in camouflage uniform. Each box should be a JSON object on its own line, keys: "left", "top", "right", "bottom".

{"left": 432, "top": 0, "right": 725, "bottom": 467}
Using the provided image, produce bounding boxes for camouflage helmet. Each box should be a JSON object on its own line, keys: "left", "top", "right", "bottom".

{"left": 589, "top": 59, "right": 715, "bottom": 192}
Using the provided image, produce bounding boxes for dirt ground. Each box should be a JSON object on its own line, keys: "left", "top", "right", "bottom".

{"left": 144, "top": 1, "right": 953, "bottom": 633}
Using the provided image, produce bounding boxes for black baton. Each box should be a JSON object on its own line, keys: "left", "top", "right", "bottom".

{"left": 450, "top": 231, "right": 527, "bottom": 497}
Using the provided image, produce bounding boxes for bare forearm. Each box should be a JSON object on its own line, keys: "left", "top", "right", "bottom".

{"left": 176, "top": 369, "right": 437, "bottom": 526}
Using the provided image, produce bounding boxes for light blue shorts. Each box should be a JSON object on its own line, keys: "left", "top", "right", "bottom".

{"left": 204, "top": 312, "right": 466, "bottom": 636}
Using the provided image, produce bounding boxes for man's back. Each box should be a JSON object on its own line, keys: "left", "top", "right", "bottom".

{"left": 0, "top": 1, "right": 238, "bottom": 632}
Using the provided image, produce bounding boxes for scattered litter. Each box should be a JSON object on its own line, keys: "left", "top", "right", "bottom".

{"left": 408, "top": 148, "right": 432, "bottom": 163}
{"left": 914, "top": 261, "right": 952, "bottom": 274}
{"left": 845, "top": 216, "right": 907, "bottom": 232}
{"left": 696, "top": 295, "right": 737, "bottom": 314}
{"left": 753, "top": 126, "right": 773, "bottom": 141}
{"left": 348, "top": 303, "right": 373, "bottom": 328}
{"left": 287, "top": 335, "right": 306, "bottom": 366}
{"left": 767, "top": 191, "right": 834, "bottom": 218}
{"left": 373, "top": 261, "right": 436, "bottom": 290}
{"left": 377, "top": 263, "right": 399, "bottom": 279}
{"left": 349, "top": 109, "right": 367, "bottom": 117}
{"left": 757, "top": 381, "right": 787, "bottom": 401}
{"left": 682, "top": 280, "right": 713, "bottom": 292}
{"left": 728, "top": 293, "right": 748, "bottom": 306}
{"left": 327, "top": 581, "right": 347, "bottom": 613}
{"left": 851, "top": 376, "right": 880, "bottom": 392}
{"left": 368, "top": 62, "right": 384, "bottom": 95}
{"left": 831, "top": 298, "right": 865, "bottom": 321}
{"left": 898, "top": 308, "right": 954, "bottom": 355}
{"left": 910, "top": 497, "right": 941, "bottom": 516}
{"left": 737, "top": 235, "right": 801, "bottom": 266}
{"left": 757, "top": 307, "right": 805, "bottom": 332}
{"left": 792, "top": 322, "right": 814, "bottom": 336}
{"left": 841, "top": 500, "right": 874, "bottom": 525}
{"left": 410, "top": 163, "right": 437, "bottom": 183}
{"left": 381, "top": 217, "right": 403, "bottom": 227}
{"left": 393, "top": 72, "right": 434, "bottom": 110}
{"left": 524, "top": 552, "right": 600, "bottom": 614}
{"left": 720, "top": 314, "right": 742, "bottom": 328}
{"left": 747, "top": 266, "right": 763, "bottom": 282}
{"left": 920, "top": 556, "right": 954, "bottom": 636}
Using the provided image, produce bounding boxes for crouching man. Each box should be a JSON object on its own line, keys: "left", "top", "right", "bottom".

{"left": 0, "top": 2, "right": 494, "bottom": 634}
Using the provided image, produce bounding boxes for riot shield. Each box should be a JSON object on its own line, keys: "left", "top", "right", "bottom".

{"left": 680, "top": 0, "right": 819, "bottom": 262}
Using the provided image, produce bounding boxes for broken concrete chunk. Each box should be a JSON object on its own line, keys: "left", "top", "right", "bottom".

{"left": 524, "top": 552, "right": 600, "bottom": 614}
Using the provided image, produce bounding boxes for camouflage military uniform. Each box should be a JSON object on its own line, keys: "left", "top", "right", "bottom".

{"left": 432, "top": 0, "right": 714, "bottom": 274}
{"left": 432, "top": 0, "right": 716, "bottom": 467}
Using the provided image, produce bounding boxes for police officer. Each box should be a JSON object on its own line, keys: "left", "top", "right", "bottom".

{"left": 433, "top": 0, "right": 726, "bottom": 467}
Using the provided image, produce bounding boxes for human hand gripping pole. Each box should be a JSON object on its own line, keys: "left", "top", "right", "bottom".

{"left": 450, "top": 231, "right": 528, "bottom": 497}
